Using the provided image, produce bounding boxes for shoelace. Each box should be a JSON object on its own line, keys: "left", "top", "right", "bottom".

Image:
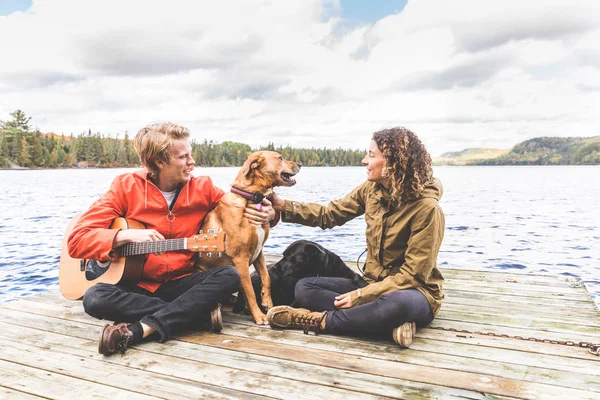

{"left": 292, "top": 313, "right": 326, "bottom": 335}
{"left": 116, "top": 326, "right": 131, "bottom": 356}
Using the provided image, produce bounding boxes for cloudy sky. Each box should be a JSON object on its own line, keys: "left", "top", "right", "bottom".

{"left": 0, "top": 0, "right": 598, "bottom": 156}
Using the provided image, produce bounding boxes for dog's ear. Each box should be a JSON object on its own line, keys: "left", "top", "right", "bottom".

{"left": 305, "top": 244, "right": 321, "bottom": 257}
{"left": 282, "top": 240, "right": 304, "bottom": 258}
{"left": 240, "top": 153, "right": 262, "bottom": 179}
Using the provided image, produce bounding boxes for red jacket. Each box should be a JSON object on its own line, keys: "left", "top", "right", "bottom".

{"left": 68, "top": 169, "right": 224, "bottom": 292}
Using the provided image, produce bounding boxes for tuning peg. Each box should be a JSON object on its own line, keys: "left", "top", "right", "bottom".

{"left": 207, "top": 229, "right": 214, "bottom": 234}
{"left": 218, "top": 228, "right": 223, "bottom": 233}
{"left": 203, "top": 245, "right": 208, "bottom": 250}
{"left": 212, "top": 245, "right": 217, "bottom": 250}
{"left": 213, "top": 234, "right": 218, "bottom": 239}
{"left": 203, "top": 235, "right": 208, "bottom": 240}
{"left": 207, "top": 252, "right": 212, "bottom": 258}
{"left": 217, "top": 252, "right": 222, "bottom": 257}
{"left": 198, "top": 230, "right": 203, "bottom": 234}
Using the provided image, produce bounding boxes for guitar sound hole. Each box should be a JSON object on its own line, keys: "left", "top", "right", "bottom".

{"left": 85, "top": 260, "right": 111, "bottom": 281}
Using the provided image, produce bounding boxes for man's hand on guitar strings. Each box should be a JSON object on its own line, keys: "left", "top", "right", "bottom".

{"left": 114, "top": 229, "right": 166, "bottom": 255}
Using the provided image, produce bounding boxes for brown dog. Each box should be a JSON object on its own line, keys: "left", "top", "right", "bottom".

{"left": 197, "top": 151, "right": 301, "bottom": 324}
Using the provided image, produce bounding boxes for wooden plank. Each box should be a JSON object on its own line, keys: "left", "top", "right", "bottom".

{"left": 9, "top": 295, "right": 600, "bottom": 377}
{"left": 0, "top": 331, "right": 394, "bottom": 400}
{"left": 433, "top": 270, "right": 582, "bottom": 286}
{"left": 0, "top": 319, "right": 495, "bottom": 400}
{"left": 417, "top": 328, "right": 600, "bottom": 361}
{"left": 5, "top": 294, "right": 600, "bottom": 387}
{"left": 0, "top": 336, "right": 268, "bottom": 400}
{"left": 442, "top": 297, "right": 600, "bottom": 319}
{"left": 15, "top": 290, "right": 600, "bottom": 360}
{"left": 437, "top": 309, "right": 600, "bottom": 333}
{"left": 444, "top": 289, "right": 599, "bottom": 311}
{"left": 4, "top": 300, "right": 599, "bottom": 399}
{"left": 440, "top": 305, "right": 600, "bottom": 328}
{"left": 219, "top": 315, "right": 600, "bottom": 386}
{"left": 0, "top": 359, "right": 161, "bottom": 400}
{"left": 445, "top": 275, "right": 585, "bottom": 292}
{"left": 443, "top": 283, "right": 592, "bottom": 302}
{"left": 223, "top": 311, "right": 600, "bottom": 372}
{"left": 8, "top": 281, "right": 600, "bottom": 400}
{"left": 181, "top": 330, "right": 599, "bottom": 399}
{"left": 430, "top": 318, "right": 599, "bottom": 344}
{"left": 0, "top": 385, "right": 46, "bottom": 400}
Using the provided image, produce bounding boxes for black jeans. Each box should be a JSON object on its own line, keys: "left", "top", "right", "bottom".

{"left": 82, "top": 266, "right": 240, "bottom": 342}
{"left": 294, "top": 277, "right": 434, "bottom": 337}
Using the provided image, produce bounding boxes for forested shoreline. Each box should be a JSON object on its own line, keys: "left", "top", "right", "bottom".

{"left": 0, "top": 110, "right": 364, "bottom": 169}
{"left": 4, "top": 110, "right": 598, "bottom": 169}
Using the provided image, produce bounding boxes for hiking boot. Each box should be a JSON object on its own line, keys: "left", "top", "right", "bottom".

{"left": 98, "top": 323, "right": 134, "bottom": 356}
{"left": 206, "top": 304, "right": 223, "bottom": 333}
{"left": 266, "top": 306, "right": 327, "bottom": 335}
{"left": 393, "top": 321, "right": 416, "bottom": 348}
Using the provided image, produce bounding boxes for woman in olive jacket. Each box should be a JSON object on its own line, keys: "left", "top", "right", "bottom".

{"left": 265, "top": 127, "right": 445, "bottom": 348}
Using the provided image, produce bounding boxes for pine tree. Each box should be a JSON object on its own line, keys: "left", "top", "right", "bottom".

{"left": 0, "top": 133, "right": 7, "bottom": 167}
{"left": 0, "top": 110, "right": 32, "bottom": 165}
{"left": 19, "top": 136, "right": 31, "bottom": 167}
{"left": 31, "top": 133, "right": 44, "bottom": 167}
{"left": 48, "top": 145, "right": 59, "bottom": 168}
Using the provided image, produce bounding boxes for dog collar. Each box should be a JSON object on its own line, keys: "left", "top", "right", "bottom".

{"left": 230, "top": 186, "right": 265, "bottom": 204}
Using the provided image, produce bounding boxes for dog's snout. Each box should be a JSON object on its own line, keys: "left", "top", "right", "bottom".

{"left": 296, "top": 162, "right": 302, "bottom": 169}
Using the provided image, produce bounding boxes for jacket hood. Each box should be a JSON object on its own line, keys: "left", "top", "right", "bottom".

{"left": 132, "top": 168, "right": 192, "bottom": 209}
{"left": 418, "top": 177, "right": 443, "bottom": 201}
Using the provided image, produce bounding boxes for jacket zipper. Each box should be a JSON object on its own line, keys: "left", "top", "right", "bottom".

{"left": 165, "top": 183, "right": 185, "bottom": 282}
{"left": 147, "top": 179, "right": 182, "bottom": 283}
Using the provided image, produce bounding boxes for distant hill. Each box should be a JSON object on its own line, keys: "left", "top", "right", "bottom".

{"left": 433, "top": 136, "right": 600, "bottom": 166}
{"left": 434, "top": 148, "right": 509, "bottom": 166}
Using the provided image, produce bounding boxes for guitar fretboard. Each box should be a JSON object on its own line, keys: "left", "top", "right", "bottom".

{"left": 119, "top": 238, "right": 187, "bottom": 257}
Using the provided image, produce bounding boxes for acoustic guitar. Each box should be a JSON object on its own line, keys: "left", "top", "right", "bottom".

{"left": 59, "top": 213, "right": 226, "bottom": 300}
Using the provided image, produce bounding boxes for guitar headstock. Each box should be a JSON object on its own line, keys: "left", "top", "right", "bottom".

{"left": 187, "top": 229, "right": 226, "bottom": 256}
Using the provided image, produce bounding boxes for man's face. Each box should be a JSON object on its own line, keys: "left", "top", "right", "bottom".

{"left": 158, "top": 139, "right": 195, "bottom": 185}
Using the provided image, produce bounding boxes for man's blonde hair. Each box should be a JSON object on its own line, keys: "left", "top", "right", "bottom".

{"left": 134, "top": 122, "right": 190, "bottom": 177}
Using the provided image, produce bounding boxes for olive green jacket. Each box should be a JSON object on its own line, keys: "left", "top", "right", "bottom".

{"left": 282, "top": 178, "right": 445, "bottom": 316}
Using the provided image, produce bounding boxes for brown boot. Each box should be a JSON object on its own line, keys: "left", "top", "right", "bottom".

{"left": 266, "top": 306, "right": 327, "bottom": 335}
{"left": 392, "top": 321, "right": 416, "bottom": 348}
{"left": 98, "top": 323, "right": 134, "bottom": 356}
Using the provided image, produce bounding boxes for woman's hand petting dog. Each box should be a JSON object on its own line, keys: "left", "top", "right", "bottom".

{"left": 244, "top": 198, "right": 276, "bottom": 226}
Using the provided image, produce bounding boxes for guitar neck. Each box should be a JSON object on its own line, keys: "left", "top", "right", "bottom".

{"left": 118, "top": 238, "right": 187, "bottom": 257}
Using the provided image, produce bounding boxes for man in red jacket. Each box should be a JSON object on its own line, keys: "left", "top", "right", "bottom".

{"left": 68, "top": 122, "right": 274, "bottom": 356}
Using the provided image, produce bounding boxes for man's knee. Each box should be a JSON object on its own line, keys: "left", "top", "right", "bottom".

{"left": 82, "top": 284, "right": 112, "bottom": 318}
{"left": 217, "top": 266, "right": 241, "bottom": 291}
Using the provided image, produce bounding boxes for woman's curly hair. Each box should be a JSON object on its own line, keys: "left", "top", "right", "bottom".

{"left": 372, "top": 127, "right": 432, "bottom": 202}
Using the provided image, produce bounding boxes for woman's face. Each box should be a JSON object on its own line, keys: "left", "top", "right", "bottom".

{"left": 362, "top": 140, "right": 385, "bottom": 183}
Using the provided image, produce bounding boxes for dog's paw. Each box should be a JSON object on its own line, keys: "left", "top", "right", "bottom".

{"left": 253, "top": 313, "right": 269, "bottom": 325}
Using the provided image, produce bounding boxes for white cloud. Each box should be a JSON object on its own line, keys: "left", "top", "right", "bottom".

{"left": 1, "top": 0, "right": 598, "bottom": 156}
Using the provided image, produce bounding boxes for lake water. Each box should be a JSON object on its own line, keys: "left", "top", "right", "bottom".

{"left": 0, "top": 166, "right": 598, "bottom": 309}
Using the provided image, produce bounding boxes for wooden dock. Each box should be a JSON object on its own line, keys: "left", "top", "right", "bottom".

{"left": 1, "top": 258, "right": 599, "bottom": 399}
